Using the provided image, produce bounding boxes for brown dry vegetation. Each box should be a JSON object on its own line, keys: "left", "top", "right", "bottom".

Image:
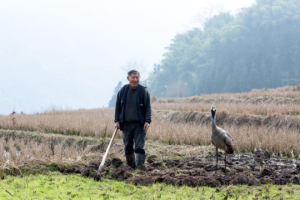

{"left": 0, "top": 129, "right": 213, "bottom": 175}
{"left": 0, "top": 85, "right": 300, "bottom": 158}
{"left": 0, "top": 130, "right": 105, "bottom": 170}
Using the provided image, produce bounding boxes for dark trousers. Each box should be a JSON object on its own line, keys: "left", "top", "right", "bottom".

{"left": 122, "top": 122, "right": 146, "bottom": 155}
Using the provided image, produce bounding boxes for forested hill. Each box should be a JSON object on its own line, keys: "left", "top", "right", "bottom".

{"left": 148, "top": 0, "right": 300, "bottom": 98}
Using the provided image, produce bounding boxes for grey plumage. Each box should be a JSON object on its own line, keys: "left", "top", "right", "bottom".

{"left": 210, "top": 106, "right": 234, "bottom": 171}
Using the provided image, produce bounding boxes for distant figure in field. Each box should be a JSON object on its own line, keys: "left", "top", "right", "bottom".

{"left": 210, "top": 106, "right": 234, "bottom": 171}
{"left": 114, "top": 70, "right": 152, "bottom": 169}
{"left": 9, "top": 111, "right": 16, "bottom": 116}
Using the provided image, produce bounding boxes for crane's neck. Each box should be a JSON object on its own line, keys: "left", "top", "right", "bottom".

{"left": 211, "top": 112, "right": 217, "bottom": 130}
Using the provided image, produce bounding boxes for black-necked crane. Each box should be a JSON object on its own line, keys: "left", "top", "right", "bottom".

{"left": 210, "top": 106, "right": 234, "bottom": 173}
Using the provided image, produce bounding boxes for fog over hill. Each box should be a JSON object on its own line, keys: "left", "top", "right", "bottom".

{"left": 0, "top": 0, "right": 254, "bottom": 115}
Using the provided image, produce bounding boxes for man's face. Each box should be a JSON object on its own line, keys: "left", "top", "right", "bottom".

{"left": 127, "top": 73, "right": 140, "bottom": 88}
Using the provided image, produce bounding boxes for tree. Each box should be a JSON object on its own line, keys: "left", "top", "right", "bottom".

{"left": 148, "top": 0, "right": 300, "bottom": 97}
{"left": 108, "top": 81, "right": 123, "bottom": 108}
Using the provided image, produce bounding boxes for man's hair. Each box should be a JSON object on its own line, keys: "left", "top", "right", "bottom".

{"left": 128, "top": 70, "right": 140, "bottom": 76}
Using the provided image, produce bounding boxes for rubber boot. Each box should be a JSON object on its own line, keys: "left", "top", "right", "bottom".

{"left": 135, "top": 153, "right": 146, "bottom": 170}
{"left": 125, "top": 153, "right": 136, "bottom": 169}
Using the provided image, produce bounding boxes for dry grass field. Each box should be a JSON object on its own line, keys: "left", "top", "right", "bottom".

{"left": 0, "top": 85, "right": 300, "bottom": 164}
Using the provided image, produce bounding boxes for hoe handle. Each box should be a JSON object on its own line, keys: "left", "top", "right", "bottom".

{"left": 97, "top": 128, "right": 118, "bottom": 174}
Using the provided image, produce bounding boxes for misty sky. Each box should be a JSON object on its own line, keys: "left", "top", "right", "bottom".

{"left": 0, "top": 0, "right": 255, "bottom": 115}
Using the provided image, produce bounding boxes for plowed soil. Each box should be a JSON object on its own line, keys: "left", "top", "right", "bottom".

{"left": 59, "top": 151, "right": 300, "bottom": 187}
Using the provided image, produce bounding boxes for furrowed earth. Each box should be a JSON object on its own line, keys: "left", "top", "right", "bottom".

{"left": 61, "top": 151, "right": 300, "bottom": 188}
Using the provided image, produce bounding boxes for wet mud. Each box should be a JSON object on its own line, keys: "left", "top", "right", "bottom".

{"left": 59, "top": 151, "right": 300, "bottom": 187}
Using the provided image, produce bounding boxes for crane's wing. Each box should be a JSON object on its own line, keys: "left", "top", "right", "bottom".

{"left": 225, "top": 131, "right": 234, "bottom": 142}
{"left": 223, "top": 131, "right": 234, "bottom": 154}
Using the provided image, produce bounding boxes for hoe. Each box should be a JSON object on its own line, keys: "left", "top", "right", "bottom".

{"left": 95, "top": 128, "right": 118, "bottom": 179}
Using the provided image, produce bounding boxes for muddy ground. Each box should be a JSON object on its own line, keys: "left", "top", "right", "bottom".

{"left": 59, "top": 151, "right": 300, "bottom": 187}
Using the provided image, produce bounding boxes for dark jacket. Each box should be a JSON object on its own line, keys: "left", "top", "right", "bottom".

{"left": 114, "top": 84, "right": 151, "bottom": 126}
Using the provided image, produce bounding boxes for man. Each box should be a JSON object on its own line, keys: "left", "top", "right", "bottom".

{"left": 114, "top": 70, "right": 151, "bottom": 169}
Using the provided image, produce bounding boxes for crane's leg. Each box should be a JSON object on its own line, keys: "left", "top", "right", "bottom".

{"left": 216, "top": 147, "right": 218, "bottom": 170}
{"left": 225, "top": 153, "right": 227, "bottom": 175}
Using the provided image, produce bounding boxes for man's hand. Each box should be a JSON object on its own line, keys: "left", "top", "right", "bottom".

{"left": 144, "top": 122, "right": 150, "bottom": 131}
{"left": 115, "top": 122, "right": 120, "bottom": 129}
